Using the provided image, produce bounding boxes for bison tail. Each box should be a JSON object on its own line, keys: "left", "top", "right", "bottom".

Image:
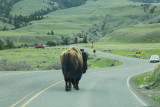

{"left": 63, "top": 53, "right": 71, "bottom": 77}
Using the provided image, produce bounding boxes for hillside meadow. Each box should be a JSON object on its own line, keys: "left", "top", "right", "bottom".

{"left": 1, "top": 0, "right": 160, "bottom": 45}
{"left": 10, "top": 0, "right": 51, "bottom": 16}
{"left": 100, "top": 23, "right": 160, "bottom": 43}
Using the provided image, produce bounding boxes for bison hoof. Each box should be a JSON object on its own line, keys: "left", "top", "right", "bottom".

{"left": 65, "top": 87, "right": 71, "bottom": 91}
{"left": 65, "top": 88, "right": 71, "bottom": 91}
{"left": 74, "top": 86, "right": 79, "bottom": 90}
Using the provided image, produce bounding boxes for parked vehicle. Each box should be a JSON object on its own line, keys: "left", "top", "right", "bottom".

{"left": 150, "top": 55, "right": 160, "bottom": 63}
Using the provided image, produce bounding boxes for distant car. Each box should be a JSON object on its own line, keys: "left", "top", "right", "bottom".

{"left": 35, "top": 45, "right": 45, "bottom": 48}
{"left": 150, "top": 55, "right": 160, "bottom": 63}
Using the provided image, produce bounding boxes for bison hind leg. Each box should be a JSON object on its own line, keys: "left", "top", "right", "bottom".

{"left": 65, "top": 78, "right": 72, "bottom": 91}
{"left": 73, "top": 79, "right": 79, "bottom": 90}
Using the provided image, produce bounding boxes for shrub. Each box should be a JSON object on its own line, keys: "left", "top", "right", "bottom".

{"left": 46, "top": 62, "right": 61, "bottom": 70}
{"left": 0, "top": 60, "right": 32, "bottom": 71}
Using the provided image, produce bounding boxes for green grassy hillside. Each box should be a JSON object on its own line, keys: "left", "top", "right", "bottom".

{"left": 10, "top": 0, "right": 51, "bottom": 16}
{"left": 0, "top": 21, "right": 14, "bottom": 30}
{"left": 0, "top": 0, "right": 128, "bottom": 45}
{"left": 0, "top": 0, "right": 160, "bottom": 45}
{"left": 11, "top": 0, "right": 131, "bottom": 36}
{"left": 100, "top": 23, "right": 160, "bottom": 43}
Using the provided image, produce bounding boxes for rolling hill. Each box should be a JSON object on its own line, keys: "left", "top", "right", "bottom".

{"left": 99, "top": 23, "right": 160, "bottom": 43}
{"left": 0, "top": 0, "right": 160, "bottom": 46}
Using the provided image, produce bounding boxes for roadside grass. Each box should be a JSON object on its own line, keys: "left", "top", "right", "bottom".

{"left": 81, "top": 43, "right": 160, "bottom": 60}
{"left": 135, "top": 72, "right": 154, "bottom": 86}
{"left": 135, "top": 64, "right": 160, "bottom": 102}
{"left": 87, "top": 55, "right": 123, "bottom": 69}
{"left": 0, "top": 48, "right": 63, "bottom": 71}
{"left": 0, "top": 48, "right": 123, "bottom": 71}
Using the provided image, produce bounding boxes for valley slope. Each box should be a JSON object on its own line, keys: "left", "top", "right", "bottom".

{"left": 0, "top": 0, "right": 160, "bottom": 46}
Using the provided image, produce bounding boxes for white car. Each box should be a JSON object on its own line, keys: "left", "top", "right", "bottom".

{"left": 150, "top": 55, "right": 160, "bottom": 63}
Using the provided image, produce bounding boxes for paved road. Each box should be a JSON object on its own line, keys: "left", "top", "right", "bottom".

{"left": 0, "top": 47, "right": 158, "bottom": 107}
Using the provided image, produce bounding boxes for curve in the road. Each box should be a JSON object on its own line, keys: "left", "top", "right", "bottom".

{"left": 0, "top": 47, "right": 158, "bottom": 107}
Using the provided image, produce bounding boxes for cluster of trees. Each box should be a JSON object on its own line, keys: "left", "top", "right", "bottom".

{"left": 0, "top": 0, "right": 51, "bottom": 28}
{"left": 141, "top": 4, "right": 156, "bottom": 14}
{"left": 73, "top": 15, "right": 112, "bottom": 43}
{"left": 0, "top": 35, "right": 87, "bottom": 50}
{"left": 47, "top": 30, "right": 54, "bottom": 35}
{"left": 140, "top": 3, "right": 158, "bottom": 23}
{"left": 46, "top": 36, "right": 87, "bottom": 46}
{"left": 0, "top": 39, "right": 14, "bottom": 50}
{"left": 0, "top": 0, "right": 21, "bottom": 17}
{"left": 51, "top": 0, "right": 87, "bottom": 8}
{"left": 2, "top": 8, "right": 55, "bottom": 29}
{"left": 130, "top": 0, "right": 160, "bottom": 3}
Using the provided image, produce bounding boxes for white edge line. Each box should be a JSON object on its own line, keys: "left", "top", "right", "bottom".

{"left": 127, "top": 75, "right": 148, "bottom": 106}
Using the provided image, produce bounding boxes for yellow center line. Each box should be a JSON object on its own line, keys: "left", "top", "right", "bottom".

{"left": 21, "top": 80, "right": 64, "bottom": 107}
{"left": 10, "top": 62, "right": 138, "bottom": 106}
{"left": 10, "top": 92, "right": 34, "bottom": 107}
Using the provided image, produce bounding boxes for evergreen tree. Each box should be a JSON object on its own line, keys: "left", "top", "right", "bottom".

{"left": 0, "top": 40, "right": 4, "bottom": 50}
{"left": 47, "top": 32, "right": 50, "bottom": 35}
{"left": 46, "top": 41, "right": 56, "bottom": 46}
{"left": 51, "top": 30, "right": 54, "bottom": 35}
{"left": 74, "top": 37, "right": 78, "bottom": 44}
{"left": 83, "top": 36, "right": 88, "bottom": 43}
{"left": 2, "top": 26, "right": 7, "bottom": 31}
{"left": 6, "top": 39, "right": 14, "bottom": 48}
{"left": 63, "top": 37, "right": 70, "bottom": 45}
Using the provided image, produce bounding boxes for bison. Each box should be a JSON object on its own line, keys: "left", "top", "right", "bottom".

{"left": 60, "top": 46, "right": 88, "bottom": 91}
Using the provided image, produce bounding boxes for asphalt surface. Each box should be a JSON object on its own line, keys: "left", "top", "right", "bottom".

{"left": 0, "top": 47, "right": 159, "bottom": 107}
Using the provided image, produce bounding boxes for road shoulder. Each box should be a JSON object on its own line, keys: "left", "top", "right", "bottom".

{"left": 129, "top": 75, "right": 160, "bottom": 107}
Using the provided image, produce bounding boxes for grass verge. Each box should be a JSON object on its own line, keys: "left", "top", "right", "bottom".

{"left": 135, "top": 64, "right": 160, "bottom": 102}
{"left": 0, "top": 48, "right": 123, "bottom": 71}
{"left": 81, "top": 43, "right": 160, "bottom": 60}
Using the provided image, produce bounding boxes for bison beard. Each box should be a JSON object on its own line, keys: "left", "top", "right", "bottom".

{"left": 61, "top": 46, "right": 87, "bottom": 91}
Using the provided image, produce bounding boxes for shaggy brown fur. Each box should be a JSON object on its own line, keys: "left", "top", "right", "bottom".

{"left": 60, "top": 46, "right": 84, "bottom": 91}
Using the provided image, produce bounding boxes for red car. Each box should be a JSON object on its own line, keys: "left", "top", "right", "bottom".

{"left": 35, "top": 45, "right": 45, "bottom": 48}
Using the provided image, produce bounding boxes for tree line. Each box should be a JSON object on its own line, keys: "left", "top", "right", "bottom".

{"left": 0, "top": 35, "right": 88, "bottom": 50}
{"left": 129, "top": 0, "right": 160, "bottom": 3}
{"left": 51, "top": 0, "right": 87, "bottom": 8}
{"left": 0, "top": 39, "right": 15, "bottom": 50}
{"left": 1, "top": 7, "right": 59, "bottom": 30}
